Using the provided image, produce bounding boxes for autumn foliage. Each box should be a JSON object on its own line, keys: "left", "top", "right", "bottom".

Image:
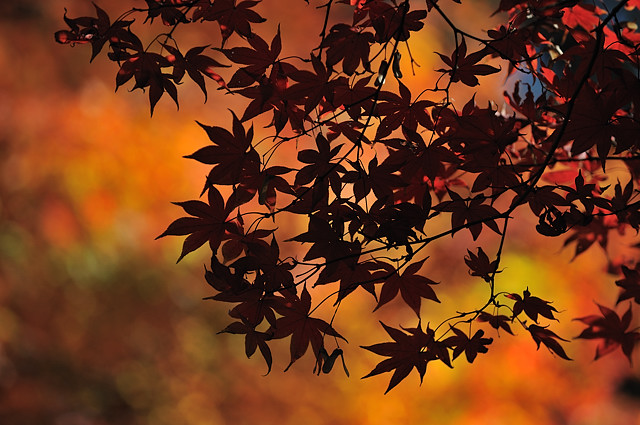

{"left": 56, "top": 0, "right": 640, "bottom": 393}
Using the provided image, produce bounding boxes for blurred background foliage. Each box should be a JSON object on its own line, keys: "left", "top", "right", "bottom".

{"left": 0, "top": 1, "right": 639, "bottom": 424}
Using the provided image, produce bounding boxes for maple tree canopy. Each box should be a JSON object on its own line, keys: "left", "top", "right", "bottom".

{"left": 56, "top": 0, "right": 640, "bottom": 393}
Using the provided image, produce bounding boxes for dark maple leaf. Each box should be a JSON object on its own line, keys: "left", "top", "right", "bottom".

{"left": 374, "top": 259, "right": 440, "bottom": 317}
{"left": 375, "top": 81, "right": 435, "bottom": 139}
{"left": 290, "top": 215, "right": 360, "bottom": 264}
{"left": 213, "top": 278, "right": 282, "bottom": 328}
{"left": 269, "top": 287, "right": 346, "bottom": 370}
{"left": 114, "top": 51, "right": 178, "bottom": 116}
{"left": 575, "top": 303, "right": 640, "bottom": 363}
{"left": 315, "top": 260, "right": 384, "bottom": 303}
{"left": 218, "top": 27, "right": 281, "bottom": 88}
{"left": 231, "top": 165, "right": 294, "bottom": 211}
{"left": 372, "top": 5, "right": 427, "bottom": 42}
{"left": 143, "top": 0, "right": 189, "bottom": 26}
{"left": 219, "top": 320, "right": 273, "bottom": 373}
{"left": 516, "top": 185, "right": 570, "bottom": 217}
{"left": 370, "top": 201, "right": 427, "bottom": 247}
{"left": 444, "top": 328, "right": 493, "bottom": 363}
{"left": 220, "top": 227, "right": 274, "bottom": 263}
{"left": 465, "top": 247, "right": 500, "bottom": 282}
{"left": 528, "top": 324, "right": 572, "bottom": 360}
{"left": 616, "top": 264, "right": 640, "bottom": 304}
{"left": 185, "top": 112, "right": 259, "bottom": 186}
{"left": 322, "top": 23, "right": 375, "bottom": 75}
{"left": 156, "top": 185, "right": 237, "bottom": 261}
{"left": 477, "top": 311, "right": 514, "bottom": 335}
{"left": 362, "top": 322, "right": 437, "bottom": 394}
{"left": 333, "top": 76, "right": 377, "bottom": 120}
{"left": 287, "top": 54, "right": 344, "bottom": 114}
{"left": 163, "top": 44, "right": 229, "bottom": 99}
{"left": 563, "top": 215, "right": 614, "bottom": 259}
{"left": 486, "top": 25, "right": 530, "bottom": 65}
{"left": 535, "top": 207, "right": 568, "bottom": 237}
{"left": 436, "top": 39, "right": 500, "bottom": 87}
{"left": 343, "top": 156, "right": 405, "bottom": 202}
{"left": 234, "top": 61, "right": 306, "bottom": 133}
{"left": 553, "top": 87, "right": 625, "bottom": 162}
{"left": 506, "top": 288, "right": 558, "bottom": 323}
{"left": 196, "top": 0, "right": 266, "bottom": 45}
{"left": 436, "top": 190, "right": 502, "bottom": 240}
{"left": 295, "top": 133, "right": 346, "bottom": 197}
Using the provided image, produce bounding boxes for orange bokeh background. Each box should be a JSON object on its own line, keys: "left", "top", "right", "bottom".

{"left": 1, "top": 1, "right": 639, "bottom": 424}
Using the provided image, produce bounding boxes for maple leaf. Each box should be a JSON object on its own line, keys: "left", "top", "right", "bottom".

{"left": 333, "top": 76, "right": 377, "bottom": 120}
{"left": 295, "top": 133, "right": 346, "bottom": 197}
{"left": 212, "top": 278, "right": 284, "bottom": 328}
{"left": 375, "top": 81, "right": 435, "bottom": 139}
{"left": 616, "top": 264, "right": 640, "bottom": 304}
{"left": 561, "top": 3, "right": 605, "bottom": 31}
{"left": 322, "top": 24, "right": 375, "bottom": 75}
{"left": 163, "top": 44, "right": 229, "bottom": 100}
{"left": 575, "top": 303, "right": 640, "bottom": 363}
{"left": 287, "top": 54, "right": 344, "bottom": 114}
{"left": 290, "top": 215, "right": 360, "bottom": 263}
{"left": 486, "top": 25, "right": 530, "bottom": 65}
{"left": 553, "top": 87, "right": 624, "bottom": 161}
{"left": 232, "top": 165, "right": 294, "bottom": 211}
{"left": 185, "top": 112, "right": 259, "bottom": 186}
{"left": 562, "top": 215, "right": 614, "bottom": 259}
{"left": 219, "top": 319, "right": 273, "bottom": 374}
{"left": 477, "top": 311, "right": 514, "bottom": 335}
{"left": 219, "top": 28, "right": 282, "bottom": 88}
{"left": 370, "top": 4, "right": 427, "bottom": 42}
{"left": 444, "top": 328, "right": 493, "bottom": 363}
{"left": 196, "top": 0, "right": 266, "bottom": 45}
{"left": 362, "top": 322, "right": 437, "bottom": 394}
{"left": 436, "top": 39, "right": 500, "bottom": 87}
{"left": 315, "top": 260, "right": 384, "bottom": 304}
{"left": 115, "top": 51, "right": 178, "bottom": 116}
{"left": 374, "top": 259, "right": 440, "bottom": 317}
{"left": 220, "top": 227, "right": 274, "bottom": 263}
{"left": 143, "top": 0, "right": 189, "bottom": 26}
{"left": 343, "top": 156, "right": 405, "bottom": 202}
{"left": 156, "top": 185, "right": 237, "bottom": 261}
{"left": 506, "top": 288, "right": 558, "bottom": 323}
{"left": 269, "top": 287, "right": 346, "bottom": 370}
{"left": 435, "top": 190, "right": 502, "bottom": 240}
{"left": 234, "top": 61, "right": 307, "bottom": 133}
{"left": 370, "top": 201, "right": 427, "bottom": 247}
{"left": 528, "top": 324, "right": 572, "bottom": 360}
{"left": 465, "top": 247, "right": 500, "bottom": 282}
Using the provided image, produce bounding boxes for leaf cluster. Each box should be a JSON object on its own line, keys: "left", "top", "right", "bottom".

{"left": 56, "top": 0, "right": 640, "bottom": 391}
